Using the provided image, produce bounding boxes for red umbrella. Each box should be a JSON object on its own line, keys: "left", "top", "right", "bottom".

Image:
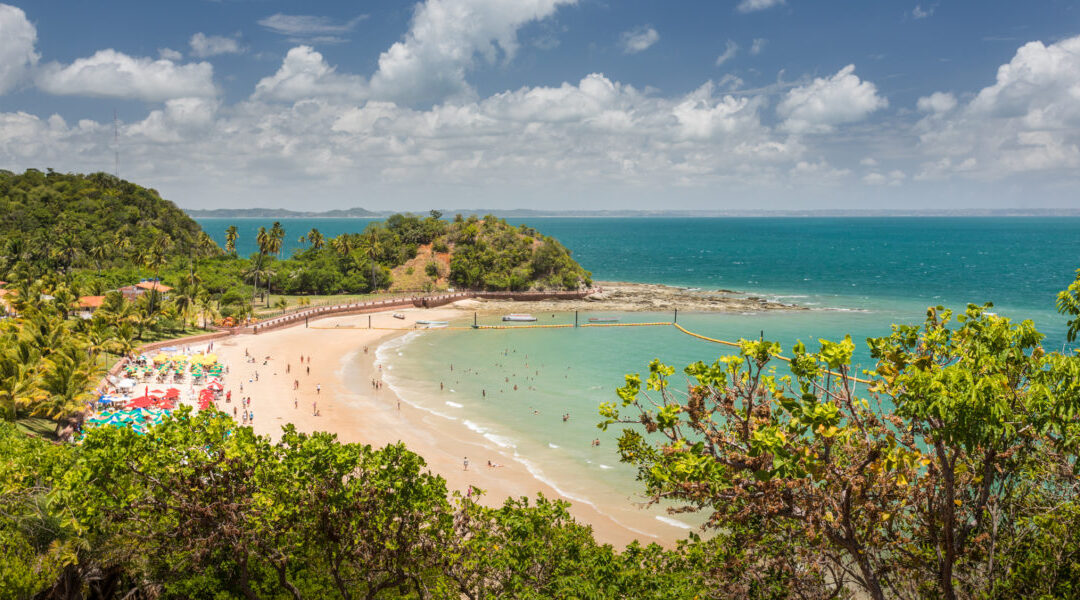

{"left": 165, "top": 388, "right": 180, "bottom": 397}
{"left": 128, "top": 396, "right": 153, "bottom": 409}
{"left": 206, "top": 382, "right": 223, "bottom": 391}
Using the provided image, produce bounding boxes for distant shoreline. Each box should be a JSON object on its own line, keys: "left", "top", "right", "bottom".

{"left": 187, "top": 209, "right": 1080, "bottom": 219}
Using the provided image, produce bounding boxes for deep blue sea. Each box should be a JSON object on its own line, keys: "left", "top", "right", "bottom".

{"left": 198, "top": 216, "right": 1080, "bottom": 536}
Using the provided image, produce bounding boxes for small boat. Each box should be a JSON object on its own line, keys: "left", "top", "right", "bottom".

{"left": 393, "top": 313, "right": 406, "bottom": 319}
{"left": 588, "top": 317, "right": 620, "bottom": 323}
{"left": 416, "top": 320, "right": 449, "bottom": 328}
{"left": 503, "top": 313, "right": 537, "bottom": 322}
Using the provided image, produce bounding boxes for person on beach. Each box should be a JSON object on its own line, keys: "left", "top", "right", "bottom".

{"left": 306, "top": 365, "right": 310, "bottom": 375}
{"left": 294, "top": 398, "right": 298, "bottom": 409}
{"left": 463, "top": 457, "right": 469, "bottom": 471}
{"left": 312, "top": 401, "right": 317, "bottom": 415}
{"left": 316, "top": 383, "right": 321, "bottom": 394}
{"left": 286, "top": 364, "right": 290, "bottom": 374}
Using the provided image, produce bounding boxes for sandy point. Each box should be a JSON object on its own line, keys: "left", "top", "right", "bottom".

{"left": 212, "top": 306, "right": 689, "bottom": 548}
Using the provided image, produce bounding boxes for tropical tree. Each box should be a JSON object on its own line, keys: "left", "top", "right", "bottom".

{"left": 360, "top": 230, "right": 384, "bottom": 292}
{"left": 0, "top": 342, "right": 37, "bottom": 422}
{"left": 602, "top": 304, "right": 1080, "bottom": 600}
{"left": 251, "top": 226, "right": 269, "bottom": 306}
{"left": 307, "top": 228, "right": 325, "bottom": 250}
{"left": 225, "top": 225, "right": 239, "bottom": 256}
{"left": 269, "top": 221, "right": 285, "bottom": 259}
{"left": 35, "top": 350, "right": 95, "bottom": 422}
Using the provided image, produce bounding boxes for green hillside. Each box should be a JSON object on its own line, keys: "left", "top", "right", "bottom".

{"left": 0, "top": 169, "right": 218, "bottom": 274}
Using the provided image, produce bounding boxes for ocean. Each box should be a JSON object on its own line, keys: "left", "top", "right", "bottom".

{"left": 198, "top": 216, "right": 1080, "bottom": 536}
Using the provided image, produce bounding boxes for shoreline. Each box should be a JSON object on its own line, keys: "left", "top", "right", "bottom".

{"left": 214, "top": 307, "right": 687, "bottom": 548}
{"left": 451, "top": 280, "right": 806, "bottom": 314}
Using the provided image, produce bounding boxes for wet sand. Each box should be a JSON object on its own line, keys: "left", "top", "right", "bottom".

{"left": 213, "top": 307, "right": 686, "bottom": 548}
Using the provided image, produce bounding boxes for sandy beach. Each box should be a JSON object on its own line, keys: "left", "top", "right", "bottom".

{"left": 212, "top": 307, "right": 688, "bottom": 548}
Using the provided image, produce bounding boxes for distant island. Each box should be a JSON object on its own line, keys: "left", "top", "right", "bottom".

{"left": 185, "top": 207, "right": 379, "bottom": 218}
{"left": 184, "top": 207, "right": 1080, "bottom": 219}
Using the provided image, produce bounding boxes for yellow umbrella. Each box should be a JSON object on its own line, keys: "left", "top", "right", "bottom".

{"left": 153, "top": 353, "right": 169, "bottom": 364}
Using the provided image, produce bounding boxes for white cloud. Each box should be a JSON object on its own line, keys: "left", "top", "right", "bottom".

{"left": 860, "top": 157, "right": 878, "bottom": 167}
{"left": 159, "top": 48, "right": 183, "bottom": 61}
{"left": 189, "top": 33, "right": 245, "bottom": 58}
{"left": 620, "top": 26, "right": 659, "bottom": 54}
{"left": 258, "top": 13, "right": 367, "bottom": 42}
{"left": 253, "top": 46, "right": 367, "bottom": 102}
{"left": 36, "top": 50, "right": 217, "bottom": 101}
{"left": 368, "top": 0, "right": 577, "bottom": 106}
{"left": 750, "top": 38, "right": 767, "bottom": 55}
{"left": 715, "top": 40, "right": 738, "bottom": 66}
{"left": 0, "top": 4, "right": 38, "bottom": 95}
{"left": 777, "top": 64, "right": 887, "bottom": 133}
{"left": 912, "top": 4, "right": 934, "bottom": 19}
{"left": 736, "top": 0, "right": 785, "bottom": 14}
{"left": 863, "top": 169, "right": 906, "bottom": 186}
{"left": 916, "top": 91, "right": 956, "bottom": 113}
{"left": 917, "top": 34, "right": 1080, "bottom": 176}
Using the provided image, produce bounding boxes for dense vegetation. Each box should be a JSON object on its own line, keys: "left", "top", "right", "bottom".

{"left": 601, "top": 285, "right": 1080, "bottom": 599}
{"left": 0, "top": 171, "right": 590, "bottom": 334}
{"left": 0, "top": 412, "right": 716, "bottom": 599}
{"left": 0, "top": 170, "right": 218, "bottom": 276}
{"left": 248, "top": 212, "right": 591, "bottom": 296}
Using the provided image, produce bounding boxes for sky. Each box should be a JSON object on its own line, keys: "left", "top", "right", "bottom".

{"left": 0, "top": 0, "right": 1078, "bottom": 211}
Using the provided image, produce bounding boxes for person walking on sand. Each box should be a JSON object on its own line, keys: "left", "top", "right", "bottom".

{"left": 312, "top": 401, "right": 317, "bottom": 415}
{"left": 316, "top": 383, "right": 321, "bottom": 394}
{"left": 306, "top": 365, "right": 310, "bottom": 375}
{"left": 463, "top": 457, "right": 469, "bottom": 471}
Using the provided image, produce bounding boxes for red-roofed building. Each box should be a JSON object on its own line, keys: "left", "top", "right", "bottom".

{"left": 76, "top": 295, "right": 106, "bottom": 319}
{"left": 118, "top": 280, "right": 172, "bottom": 301}
{"left": 135, "top": 281, "right": 172, "bottom": 293}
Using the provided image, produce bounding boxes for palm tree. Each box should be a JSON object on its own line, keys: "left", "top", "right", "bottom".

{"left": 225, "top": 225, "right": 239, "bottom": 256}
{"left": 307, "top": 228, "right": 325, "bottom": 250}
{"left": 88, "top": 244, "right": 108, "bottom": 272}
{"left": 197, "top": 231, "right": 219, "bottom": 257}
{"left": 141, "top": 235, "right": 172, "bottom": 314}
{"left": 110, "top": 323, "right": 137, "bottom": 358}
{"left": 360, "top": 231, "right": 384, "bottom": 292}
{"left": 172, "top": 279, "right": 198, "bottom": 328}
{"left": 330, "top": 234, "right": 354, "bottom": 257}
{"left": 0, "top": 343, "right": 37, "bottom": 422}
{"left": 196, "top": 289, "right": 218, "bottom": 329}
{"left": 269, "top": 221, "right": 285, "bottom": 259}
{"left": 252, "top": 227, "right": 270, "bottom": 306}
{"left": 35, "top": 353, "right": 95, "bottom": 421}
{"left": 84, "top": 320, "right": 114, "bottom": 368}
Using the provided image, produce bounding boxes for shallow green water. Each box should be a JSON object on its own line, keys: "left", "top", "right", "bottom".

{"left": 199, "top": 216, "right": 1080, "bottom": 532}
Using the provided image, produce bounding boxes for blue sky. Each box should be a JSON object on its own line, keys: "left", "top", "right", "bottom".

{"left": 0, "top": 0, "right": 1078, "bottom": 210}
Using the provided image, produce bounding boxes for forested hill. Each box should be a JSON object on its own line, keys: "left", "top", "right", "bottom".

{"left": 0, "top": 169, "right": 218, "bottom": 273}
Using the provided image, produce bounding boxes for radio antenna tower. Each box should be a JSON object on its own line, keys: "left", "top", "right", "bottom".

{"left": 113, "top": 109, "right": 120, "bottom": 178}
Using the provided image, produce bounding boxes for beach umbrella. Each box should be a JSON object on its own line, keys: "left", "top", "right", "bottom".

{"left": 128, "top": 397, "right": 153, "bottom": 409}
{"left": 206, "top": 382, "right": 223, "bottom": 391}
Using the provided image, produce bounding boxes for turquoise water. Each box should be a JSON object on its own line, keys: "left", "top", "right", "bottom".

{"left": 198, "top": 216, "right": 1080, "bottom": 533}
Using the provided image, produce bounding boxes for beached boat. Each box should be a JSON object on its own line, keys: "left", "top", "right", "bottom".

{"left": 588, "top": 317, "right": 620, "bottom": 323}
{"left": 393, "top": 313, "right": 405, "bottom": 319}
{"left": 502, "top": 313, "right": 537, "bottom": 322}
